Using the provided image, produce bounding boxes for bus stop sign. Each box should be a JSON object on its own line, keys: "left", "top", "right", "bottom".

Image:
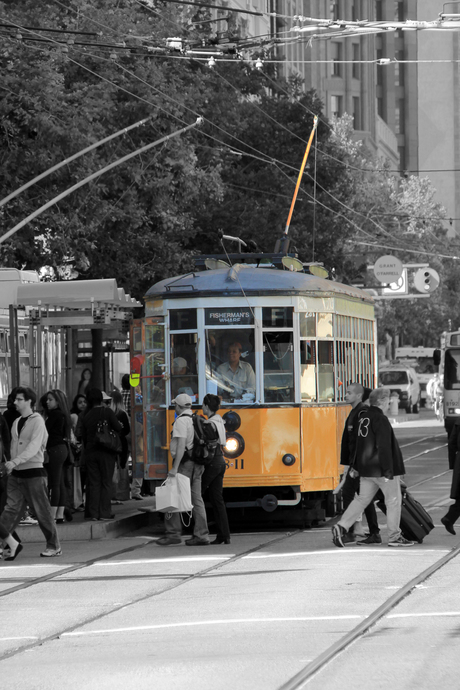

{"left": 373, "top": 255, "right": 403, "bottom": 284}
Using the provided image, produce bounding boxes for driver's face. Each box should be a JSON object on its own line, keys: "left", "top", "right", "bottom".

{"left": 227, "top": 346, "right": 241, "bottom": 364}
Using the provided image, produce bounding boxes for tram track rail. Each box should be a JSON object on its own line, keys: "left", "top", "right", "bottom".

{"left": 0, "top": 529, "right": 300, "bottom": 662}
{"left": 278, "top": 541, "right": 460, "bottom": 690}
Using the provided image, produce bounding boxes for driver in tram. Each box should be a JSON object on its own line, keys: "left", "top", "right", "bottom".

{"left": 216, "top": 341, "right": 255, "bottom": 401}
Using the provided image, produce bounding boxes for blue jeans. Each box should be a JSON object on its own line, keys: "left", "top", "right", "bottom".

{"left": 165, "top": 460, "right": 209, "bottom": 540}
{"left": 0, "top": 474, "right": 60, "bottom": 550}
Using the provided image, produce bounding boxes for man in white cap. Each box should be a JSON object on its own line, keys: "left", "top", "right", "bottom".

{"left": 156, "top": 393, "right": 210, "bottom": 546}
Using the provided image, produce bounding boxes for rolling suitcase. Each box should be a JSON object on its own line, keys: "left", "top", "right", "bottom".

{"left": 400, "top": 490, "right": 434, "bottom": 543}
{"left": 375, "top": 488, "right": 434, "bottom": 543}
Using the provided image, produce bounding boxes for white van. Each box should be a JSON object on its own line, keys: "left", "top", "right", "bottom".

{"left": 378, "top": 364, "right": 421, "bottom": 413}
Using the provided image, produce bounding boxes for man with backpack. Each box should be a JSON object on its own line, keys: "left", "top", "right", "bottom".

{"left": 156, "top": 394, "right": 210, "bottom": 546}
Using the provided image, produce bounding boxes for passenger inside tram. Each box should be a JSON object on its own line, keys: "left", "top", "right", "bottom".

{"left": 216, "top": 341, "right": 256, "bottom": 402}
{"left": 170, "top": 357, "right": 197, "bottom": 401}
{"left": 205, "top": 330, "right": 256, "bottom": 403}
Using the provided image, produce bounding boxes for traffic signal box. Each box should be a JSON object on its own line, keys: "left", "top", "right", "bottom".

{"left": 413, "top": 267, "right": 440, "bottom": 294}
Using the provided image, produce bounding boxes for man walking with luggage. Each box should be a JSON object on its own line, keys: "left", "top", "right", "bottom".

{"left": 156, "top": 393, "right": 210, "bottom": 546}
{"left": 332, "top": 387, "right": 414, "bottom": 548}
{"left": 0, "top": 386, "right": 62, "bottom": 557}
{"left": 335, "top": 383, "right": 381, "bottom": 544}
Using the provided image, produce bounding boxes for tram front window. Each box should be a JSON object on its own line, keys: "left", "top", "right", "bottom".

{"left": 206, "top": 329, "right": 256, "bottom": 403}
{"left": 263, "top": 332, "right": 294, "bottom": 403}
{"left": 444, "top": 349, "right": 460, "bottom": 390}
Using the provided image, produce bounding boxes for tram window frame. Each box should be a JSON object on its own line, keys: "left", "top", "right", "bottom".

{"left": 205, "top": 326, "right": 256, "bottom": 404}
{"left": 262, "top": 331, "right": 295, "bottom": 404}
{"left": 170, "top": 309, "right": 197, "bottom": 331}
{"left": 169, "top": 331, "right": 199, "bottom": 403}
{"left": 262, "top": 307, "right": 293, "bottom": 329}
{"left": 300, "top": 340, "right": 317, "bottom": 401}
{"left": 143, "top": 318, "right": 166, "bottom": 408}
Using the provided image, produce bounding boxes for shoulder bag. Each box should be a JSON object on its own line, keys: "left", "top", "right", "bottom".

{"left": 95, "top": 407, "right": 122, "bottom": 455}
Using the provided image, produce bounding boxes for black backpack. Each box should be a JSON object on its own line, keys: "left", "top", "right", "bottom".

{"left": 190, "top": 414, "right": 221, "bottom": 465}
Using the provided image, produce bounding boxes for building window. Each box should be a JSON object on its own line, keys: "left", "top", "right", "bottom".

{"left": 376, "top": 49, "right": 383, "bottom": 85}
{"left": 377, "top": 96, "right": 384, "bottom": 119}
{"left": 331, "top": 42, "right": 342, "bottom": 76}
{"left": 375, "top": 0, "right": 383, "bottom": 21}
{"left": 353, "top": 97, "right": 361, "bottom": 130}
{"left": 330, "top": 1, "right": 339, "bottom": 20}
{"left": 395, "top": 51, "right": 404, "bottom": 86}
{"left": 352, "top": 43, "right": 360, "bottom": 79}
{"left": 395, "top": 99, "right": 405, "bottom": 133}
{"left": 331, "top": 95, "right": 343, "bottom": 118}
{"left": 394, "top": 1, "right": 404, "bottom": 21}
{"left": 398, "top": 146, "right": 406, "bottom": 172}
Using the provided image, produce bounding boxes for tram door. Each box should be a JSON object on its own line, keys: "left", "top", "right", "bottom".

{"left": 131, "top": 317, "right": 168, "bottom": 481}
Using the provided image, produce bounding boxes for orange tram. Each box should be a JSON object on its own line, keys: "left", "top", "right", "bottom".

{"left": 130, "top": 253, "right": 377, "bottom": 523}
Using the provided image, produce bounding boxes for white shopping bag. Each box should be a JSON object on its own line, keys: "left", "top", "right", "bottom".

{"left": 155, "top": 474, "right": 193, "bottom": 513}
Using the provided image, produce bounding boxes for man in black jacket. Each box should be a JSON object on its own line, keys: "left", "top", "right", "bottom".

{"left": 332, "top": 388, "right": 414, "bottom": 548}
{"left": 335, "top": 383, "right": 380, "bottom": 544}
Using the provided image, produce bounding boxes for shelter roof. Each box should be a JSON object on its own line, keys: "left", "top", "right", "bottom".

{"left": 17, "top": 279, "right": 141, "bottom": 309}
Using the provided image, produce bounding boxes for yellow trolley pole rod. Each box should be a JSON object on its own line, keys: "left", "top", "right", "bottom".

{"left": 284, "top": 115, "right": 318, "bottom": 236}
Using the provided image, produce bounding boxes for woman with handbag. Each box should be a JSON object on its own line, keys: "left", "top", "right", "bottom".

{"left": 80, "top": 388, "right": 123, "bottom": 521}
{"left": 45, "top": 390, "right": 72, "bottom": 524}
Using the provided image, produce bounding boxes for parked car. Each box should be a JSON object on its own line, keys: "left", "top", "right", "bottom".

{"left": 378, "top": 364, "right": 421, "bottom": 413}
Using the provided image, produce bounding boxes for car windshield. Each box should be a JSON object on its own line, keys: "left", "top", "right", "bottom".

{"left": 379, "top": 371, "right": 408, "bottom": 385}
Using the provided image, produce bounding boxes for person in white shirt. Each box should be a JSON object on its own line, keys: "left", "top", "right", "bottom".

{"left": 156, "top": 393, "right": 210, "bottom": 546}
{"left": 216, "top": 342, "right": 255, "bottom": 401}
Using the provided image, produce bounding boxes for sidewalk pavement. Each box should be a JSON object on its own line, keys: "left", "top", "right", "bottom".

{"left": 17, "top": 496, "right": 163, "bottom": 543}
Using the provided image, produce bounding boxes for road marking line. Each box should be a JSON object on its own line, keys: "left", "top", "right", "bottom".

{"left": 0, "top": 636, "right": 38, "bottom": 641}
{"left": 388, "top": 611, "right": 460, "bottom": 619}
{"left": 63, "top": 616, "right": 364, "bottom": 637}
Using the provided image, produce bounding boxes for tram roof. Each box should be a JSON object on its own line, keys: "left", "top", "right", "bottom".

{"left": 145, "top": 265, "right": 374, "bottom": 304}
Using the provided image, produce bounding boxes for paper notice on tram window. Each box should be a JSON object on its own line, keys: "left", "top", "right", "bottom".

{"left": 155, "top": 475, "right": 192, "bottom": 513}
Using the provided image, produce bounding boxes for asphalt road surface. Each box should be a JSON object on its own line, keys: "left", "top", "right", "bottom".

{"left": 0, "top": 409, "right": 458, "bottom": 690}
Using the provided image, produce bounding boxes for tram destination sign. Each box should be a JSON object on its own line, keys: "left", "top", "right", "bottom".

{"left": 373, "top": 255, "right": 403, "bottom": 284}
{"left": 205, "top": 308, "right": 254, "bottom": 325}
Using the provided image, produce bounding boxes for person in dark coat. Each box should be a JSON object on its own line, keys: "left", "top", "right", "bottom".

{"left": 334, "top": 383, "right": 380, "bottom": 544}
{"left": 332, "top": 387, "right": 414, "bottom": 548}
{"left": 79, "top": 388, "right": 122, "bottom": 521}
{"left": 441, "top": 421, "right": 460, "bottom": 534}
{"left": 45, "top": 390, "right": 72, "bottom": 523}
{"left": 200, "top": 394, "right": 230, "bottom": 545}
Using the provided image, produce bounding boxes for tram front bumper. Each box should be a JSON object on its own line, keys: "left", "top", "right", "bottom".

{"left": 225, "top": 490, "right": 302, "bottom": 512}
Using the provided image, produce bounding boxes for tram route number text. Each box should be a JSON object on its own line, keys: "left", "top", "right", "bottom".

{"left": 226, "top": 458, "right": 245, "bottom": 470}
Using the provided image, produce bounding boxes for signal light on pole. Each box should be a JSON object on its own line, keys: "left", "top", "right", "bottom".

{"left": 413, "top": 267, "right": 440, "bottom": 294}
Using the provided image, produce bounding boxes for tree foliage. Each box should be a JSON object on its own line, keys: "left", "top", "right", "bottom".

{"left": 0, "top": 0, "right": 457, "bottom": 338}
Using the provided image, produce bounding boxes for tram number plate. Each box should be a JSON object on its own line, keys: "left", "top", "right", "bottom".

{"left": 226, "top": 458, "right": 245, "bottom": 470}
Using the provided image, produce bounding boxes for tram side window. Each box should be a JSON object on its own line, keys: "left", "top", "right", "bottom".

{"left": 170, "top": 333, "right": 198, "bottom": 402}
{"left": 444, "top": 349, "right": 460, "bottom": 390}
{"left": 263, "top": 332, "right": 294, "bottom": 403}
{"left": 144, "top": 322, "right": 165, "bottom": 406}
{"left": 318, "top": 341, "right": 334, "bottom": 401}
{"left": 300, "top": 341, "right": 316, "bottom": 401}
{"left": 205, "top": 328, "right": 256, "bottom": 403}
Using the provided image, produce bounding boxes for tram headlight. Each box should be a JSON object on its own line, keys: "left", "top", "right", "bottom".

{"left": 454, "top": 408, "right": 460, "bottom": 415}
{"left": 282, "top": 453, "right": 296, "bottom": 467}
{"left": 224, "top": 432, "right": 245, "bottom": 459}
{"left": 222, "top": 411, "right": 241, "bottom": 432}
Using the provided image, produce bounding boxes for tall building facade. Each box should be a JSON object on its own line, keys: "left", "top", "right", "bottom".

{"left": 275, "top": 1, "right": 421, "bottom": 171}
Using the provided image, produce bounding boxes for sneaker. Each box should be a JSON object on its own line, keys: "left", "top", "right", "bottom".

{"left": 441, "top": 516, "right": 456, "bottom": 535}
{"left": 356, "top": 533, "right": 382, "bottom": 545}
{"left": 388, "top": 536, "right": 415, "bottom": 547}
{"left": 156, "top": 537, "right": 182, "bottom": 546}
{"left": 332, "top": 524, "right": 346, "bottom": 548}
{"left": 342, "top": 533, "right": 356, "bottom": 544}
{"left": 40, "top": 548, "right": 62, "bottom": 557}
{"left": 19, "top": 516, "right": 38, "bottom": 526}
{"left": 186, "top": 537, "right": 210, "bottom": 546}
